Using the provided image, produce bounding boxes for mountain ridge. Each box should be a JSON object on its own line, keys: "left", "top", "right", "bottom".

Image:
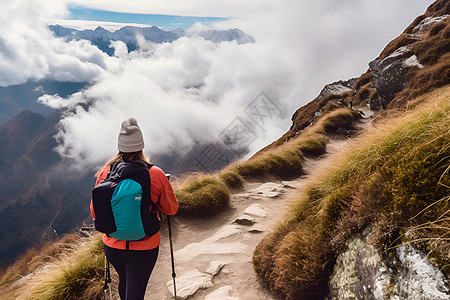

{"left": 49, "top": 24, "right": 255, "bottom": 55}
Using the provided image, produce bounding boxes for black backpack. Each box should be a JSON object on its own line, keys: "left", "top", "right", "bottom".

{"left": 92, "top": 160, "right": 160, "bottom": 241}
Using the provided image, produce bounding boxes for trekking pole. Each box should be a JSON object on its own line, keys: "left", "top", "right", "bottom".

{"left": 167, "top": 215, "right": 177, "bottom": 300}
{"left": 165, "top": 173, "right": 177, "bottom": 299}
{"left": 103, "top": 256, "right": 112, "bottom": 300}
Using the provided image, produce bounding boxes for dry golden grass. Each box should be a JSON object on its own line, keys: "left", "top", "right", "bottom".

{"left": 234, "top": 107, "right": 360, "bottom": 181}
{"left": 1, "top": 233, "right": 104, "bottom": 300}
{"left": 378, "top": 33, "right": 418, "bottom": 60}
{"left": 389, "top": 17, "right": 450, "bottom": 108}
{"left": 254, "top": 86, "right": 450, "bottom": 299}
{"left": 0, "top": 234, "right": 79, "bottom": 290}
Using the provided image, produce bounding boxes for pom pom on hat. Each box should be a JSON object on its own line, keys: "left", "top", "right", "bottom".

{"left": 118, "top": 118, "right": 145, "bottom": 153}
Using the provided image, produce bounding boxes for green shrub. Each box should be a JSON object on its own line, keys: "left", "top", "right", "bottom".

{"left": 219, "top": 170, "right": 244, "bottom": 188}
{"left": 176, "top": 175, "right": 230, "bottom": 217}
{"left": 317, "top": 108, "right": 361, "bottom": 134}
{"left": 233, "top": 148, "right": 304, "bottom": 179}
{"left": 295, "top": 134, "right": 328, "bottom": 157}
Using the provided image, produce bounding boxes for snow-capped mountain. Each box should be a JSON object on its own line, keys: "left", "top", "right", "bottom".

{"left": 49, "top": 25, "right": 255, "bottom": 55}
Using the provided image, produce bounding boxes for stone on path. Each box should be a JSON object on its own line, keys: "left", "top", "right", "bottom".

{"left": 233, "top": 203, "right": 269, "bottom": 226}
{"left": 167, "top": 269, "right": 213, "bottom": 300}
{"left": 206, "top": 261, "right": 226, "bottom": 277}
{"left": 281, "top": 180, "right": 302, "bottom": 189}
{"left": 243, "top": 204, "right": 268, "bottom": 218}
{"left": 248, "top": 224, "right": 265, "bottom": 233}
{"left": 233, "top": 214, "right": 255, "bottom": 226}
{"left": 205, "top": 286, "right": 240, "bottom": 300}
{"left": 248, "top": 182, "right": 284, "bottom": 198}
{"left": 175, "top": 225, "right": 248, "bottom": 264}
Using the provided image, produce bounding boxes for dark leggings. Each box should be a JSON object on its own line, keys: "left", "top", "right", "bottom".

{"left": 104, "top": 244, "right": 159, "bottom": 300}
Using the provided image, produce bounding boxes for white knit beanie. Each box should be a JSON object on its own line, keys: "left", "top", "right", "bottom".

{"left": 117, "top": 118, "right": 145, "bottom": 153}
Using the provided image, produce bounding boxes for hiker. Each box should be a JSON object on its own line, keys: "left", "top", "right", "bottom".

{"left": 91, "top": 117, "right": 179, "bottom": 300}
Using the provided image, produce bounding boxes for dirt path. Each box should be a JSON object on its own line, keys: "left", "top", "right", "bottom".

{"left": 140, "top": 109, "right": 373, "bottom": 300}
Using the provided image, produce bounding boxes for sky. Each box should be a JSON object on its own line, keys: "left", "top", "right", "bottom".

{"left": 0, "top": 0, "right": 436, "bottom": 170}
{"left": 53, "top": 7, "right": 227, "bottom": 30}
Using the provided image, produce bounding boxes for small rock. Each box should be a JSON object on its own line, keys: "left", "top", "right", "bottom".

{"left": 248, "top": 224, "right": 265, "bottom": 233}
{"left": 167, "top": 269, "right": 213, "bottom": 300}
{"left": 233, "top": 215, "right": 255, "bottom": 226}
{"left": 205, "top": 261, "right": 226, "bottom": 277}
{"left": 79, "top": 224, "right": 95, "bottom": 237}
{"left": 249, "top": 182, "right": 284, "bottom": 198}
{"left": 205, "top": 286, "right": 240, "bottom": 300}
{"left": 281, "top": 181, "right": 302, "bottom": 189}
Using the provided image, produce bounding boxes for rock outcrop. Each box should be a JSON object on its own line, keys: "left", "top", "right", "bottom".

{"left": 329, "top": 228, "right": 450, "bottom": 300}
{"left": 368, "top": 46, "right": 418, "bottom": 109}
{"left": 369, "top": 13, "right": 449, "bottom": 109}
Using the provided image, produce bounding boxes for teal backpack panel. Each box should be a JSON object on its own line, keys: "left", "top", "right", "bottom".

{"left": 109, "top": 179, "right": 146, "bottom": 241}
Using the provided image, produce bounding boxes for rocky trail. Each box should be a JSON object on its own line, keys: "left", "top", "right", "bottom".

{"left": 140, "top": 110, "right": 373, "bottom": 300}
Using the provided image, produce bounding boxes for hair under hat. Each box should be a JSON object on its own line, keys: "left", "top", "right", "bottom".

{"left": 117, "top": 118, "right": 145, "bottom": 153}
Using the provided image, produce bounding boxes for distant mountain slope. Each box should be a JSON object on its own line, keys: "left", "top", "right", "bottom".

{"left": 49, "top": 25, "right": 255, "bottom": 55}
{"left": 0, "top": 111, "right": 93, "bottom": 266}
{"left": 0, "top": 110, "right": 234, "bottom": 266}
{"left": 0, "top": 80, "right": 87, "bottom": 123}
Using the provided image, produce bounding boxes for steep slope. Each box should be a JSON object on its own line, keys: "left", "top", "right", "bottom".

{"left": 252, "top": 1, "right": 450, "bottom": 298}
{"left": 259, "top": 0, "right": 449, "bottom": 155}
{"left": 0, "top": 111, "right": 94, "bottom": 266}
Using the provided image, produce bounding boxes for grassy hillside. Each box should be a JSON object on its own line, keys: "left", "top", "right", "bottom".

{"left": 253, "top": 86, "right": 450, "bottom": 299}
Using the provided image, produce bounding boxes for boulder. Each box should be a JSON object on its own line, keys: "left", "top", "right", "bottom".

{"left": 368, "top": 46, "right": 413, "bottom": 109}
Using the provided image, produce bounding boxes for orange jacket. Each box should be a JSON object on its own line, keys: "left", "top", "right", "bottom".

{"left": 91, "top": 164, "right": 179, "bottom": 250}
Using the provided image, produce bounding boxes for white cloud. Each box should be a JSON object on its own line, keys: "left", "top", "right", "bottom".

{"left": 0, "top": 0, "right": 110, "bottom": 87}
{"left": 3, "top": 0, "right": 437, "bottom": 170}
